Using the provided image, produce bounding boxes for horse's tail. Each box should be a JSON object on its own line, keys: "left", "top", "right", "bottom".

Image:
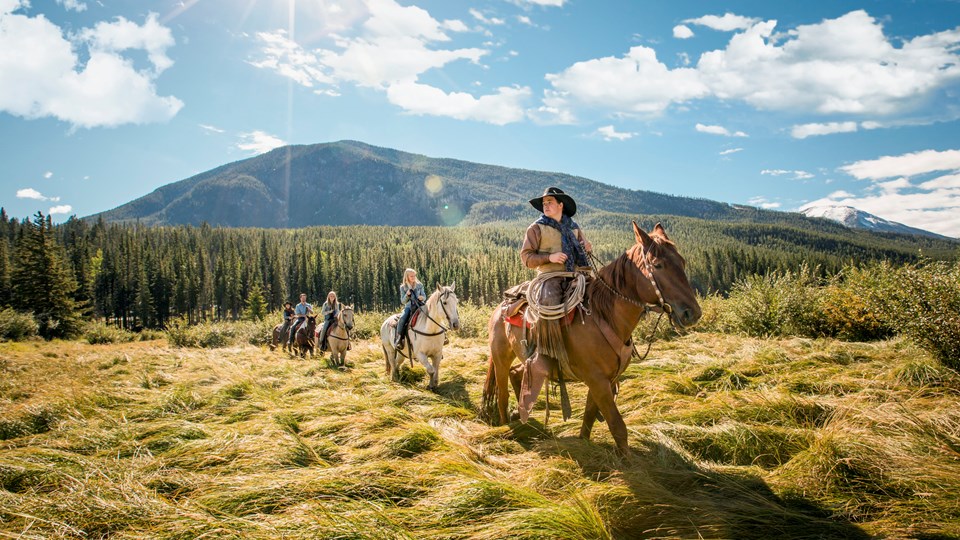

{"left": 481, "top": 353, "right": 498, "bottom": 423}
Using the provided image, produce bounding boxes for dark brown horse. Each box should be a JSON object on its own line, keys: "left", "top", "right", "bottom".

{"left": 270, "top": 321, "right": 293, "bottom": 353}
{"left": 482, "top": 222, "right": 701, "bottom": 455}
{"left": 293, "top": 315, "right": 317, "bottom": 358}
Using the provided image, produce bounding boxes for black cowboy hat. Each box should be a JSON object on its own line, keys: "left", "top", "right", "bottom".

{"left": 284, "top": 301, "right": 293, "bottom": 307}
{"left": 529, "top": 186, "right": 577, "bottom": 217}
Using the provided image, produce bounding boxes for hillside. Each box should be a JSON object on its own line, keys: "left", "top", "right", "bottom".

{"left": 91, "top": 141, "right": 946, "bottom": 242}
{"left": 1, "top": 331, "right": 958, "bottom": 539}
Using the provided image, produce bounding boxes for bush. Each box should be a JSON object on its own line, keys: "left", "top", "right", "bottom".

{"left": 84, "top": 322, "right": 136, "bottom": 345}
{"left": 0, "top": 308, "right": 38, "bottom": 341}
{"left": 720, "top": 265, "right": 821, "bottom": 337}
{"left": 865, "top": 260, "right": 960, "bottom": 370}
{"left": 352, "top": 309, "right": 392, "bottom": 340}
{"left": 166, "top": 317, "right": 278, "bottom": 348}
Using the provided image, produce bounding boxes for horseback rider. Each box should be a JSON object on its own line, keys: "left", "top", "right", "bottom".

{"left": 288, "top": 293, "right": 313, "bottom": 346}
{"left": 318, "top": 291, "right": 342, "bottom": 352}
{"left": 517, "top": 186, "right": 592, "bottom": 423}
{"left": 279, "top": 301, "right": 295, "bottom": 343}
{"left": 394, "top": 268, "right": 426, "bottom": 350}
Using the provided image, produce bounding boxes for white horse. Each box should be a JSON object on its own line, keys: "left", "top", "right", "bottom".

{"left": 319, "top": 305, "right": 354, "bottom": 369}
{"left": 380, "top": 284, "right": 460, "bottom": 391}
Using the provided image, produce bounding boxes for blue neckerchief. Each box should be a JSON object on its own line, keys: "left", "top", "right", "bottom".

{"left": 535, "top": 214, "right": 588, "bottom": 271}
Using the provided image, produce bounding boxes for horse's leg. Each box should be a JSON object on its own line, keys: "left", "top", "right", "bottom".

{"left": 582, "top": 373, "right": 629, "bottom": 455}
{"left": 416, "top": 349, "right": 435, "bottom": 389}
{"left": 489, "top": 324, "right": 516, "bottom": 425}
{"left": 579, "top": 387, "right": 600, "bottom": 441}
{"left": 430, "top": 353, "right": 441, "bottom": 391}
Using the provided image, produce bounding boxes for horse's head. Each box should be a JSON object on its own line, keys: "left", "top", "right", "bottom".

{"left": 435, "top": 283, "right": 460, "bottom": 331}
{"left": 306, "top": 315, "right": 317, "bottom": 328}
{"left": 340, "top": 306, "right": 355, "bottom": 331}
{"left": 630, "top": 221, "right": 701, "bottom": 329}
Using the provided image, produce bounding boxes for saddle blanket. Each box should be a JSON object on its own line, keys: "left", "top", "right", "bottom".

{"left": 504, "top": 305, "right": 576, "bottom": 329}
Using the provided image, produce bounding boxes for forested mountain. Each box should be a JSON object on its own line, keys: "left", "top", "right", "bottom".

{"left": 92, "top": 140, "right": 897, "bottom": 235}
{"left": 1, "top": 207, "right": 957, "bottom": 330}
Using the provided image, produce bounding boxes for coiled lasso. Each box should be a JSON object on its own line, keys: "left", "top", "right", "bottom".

{"left": 524, "top": 271, "right": 587, "bottom": 324}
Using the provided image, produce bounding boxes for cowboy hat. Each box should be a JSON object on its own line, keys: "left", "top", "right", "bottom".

{"left": 529, "top": 186, "right": 577, "bottom": 217}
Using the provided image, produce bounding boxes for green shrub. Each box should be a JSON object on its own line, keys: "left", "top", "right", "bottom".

{"left": 84, "top": 322, "right": 136, "bottom": 344}
{"left": 863, "top": 260, "right": 960, "bottom": 370}
{"left": 352, "top": 309, "right": 392, "bottom": 340}
{"left": 0, "top": 308, "right": 38, "bottom": 341}
{"left": 721, "top": 265, "right": 821, "bottom": 337}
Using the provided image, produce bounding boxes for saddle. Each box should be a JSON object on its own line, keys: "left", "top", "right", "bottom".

{"left": 504, "top": 305, "right": 576, "bottom": 329}
{"left": 387, "top": 309, "right": 422, "bottom": 328}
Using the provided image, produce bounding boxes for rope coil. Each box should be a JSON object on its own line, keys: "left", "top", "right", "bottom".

{"left": 524, "top": 271, "right": 587, "bottom": 323}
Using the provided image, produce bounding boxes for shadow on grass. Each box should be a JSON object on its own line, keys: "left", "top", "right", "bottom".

{"left": 535, "top": 435, "right": 871, "bottom": 540}
{"left": 434, "top": 372, "right": 474, "bottom": 410}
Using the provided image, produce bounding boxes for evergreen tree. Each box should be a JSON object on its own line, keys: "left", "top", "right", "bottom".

{"left": 243, "top": 283, "right": 267, "bottom": 321}
{"left": 0, "top": 236, "right": 10, "bottom": 307}
{"left": 10, "top": 212, "right": 82, "bottom": 339}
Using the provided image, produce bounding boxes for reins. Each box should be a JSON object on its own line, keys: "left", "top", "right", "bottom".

{"left": 586, "top": 248, "right": 669, "bottom": 361}
{"left": 409, "top": 290, "right": 453, "bottom": 337}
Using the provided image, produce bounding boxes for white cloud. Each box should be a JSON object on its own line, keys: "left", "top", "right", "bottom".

{"left": 874, "top": 177, "right": 911, "bottom": 194}
{"left": 17, "top": 187, "right": 61, "bottom": 202}
{"left": 0, "top": 7, "right": 182, "bottom": 128}
{"left": 684, "top": 13, "right": 759, "bottom": 32}
{"left": 248, "top": 0, "right": 515, "bottom": 124}
{"left": 236, "top": 131, "right": 286, "bottom": 155}
{"left": 17, "top": 188, "right": 47, "bottom": 200}
{"left": 469, "top": 9, "right": 504, "bottom": 26}
{"left": 56, "top": 0, "right": 86, "bottom": 12}
{"left": 48, "top": 204, "right": 72, "bottom": 215}
{"left": 596, "top": 125, "right": 636, "bottom": 141}
{"left": 541, "top": 10, "right": 960, "bottom": 122}
{"left": 517, "top": 15, "right": 533, "bottom": 26}
{"left": 199, "top": 124, "right": 225, "bottom": 134}
{"left": 673, "top": 25, "right": 693, "bottom": 39}
{"left": 43, "top": 171, "right": 53, "bottom": 179}
{"left": 512, "top": 0, "right": 565, "bottom": 6}
{"left": 840, "top": 149, "right": 960, "bottom": 180}
{"left": 386, "top": 81, "right": 528, "bottom": 125}
{"left": 695, "top": 123, "right": 747, "bottom": 137}
{"left": 791, "top": 121, "right": 858, "bottom": 139}
{"left": 761, "top": 169, "right": 814, "bottom": 180}
{"left": 540, "top": 46, "right": 708, "bottom": 120}
{"left": 748, "top": 196, "right": 781, "bottom": 209}
{"left": 719, "top": 147, "right": 743, "bottom": 155}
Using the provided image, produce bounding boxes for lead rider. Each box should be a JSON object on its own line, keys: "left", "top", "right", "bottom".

{"left": 517, "top": 186, "right": 593, "bottom": 422}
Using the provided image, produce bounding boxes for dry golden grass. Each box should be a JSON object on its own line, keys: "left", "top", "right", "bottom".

{"left": 1, "top": 331, "right": 959, "bottom": 539}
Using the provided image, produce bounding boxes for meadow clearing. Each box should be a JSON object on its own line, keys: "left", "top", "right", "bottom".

{"left": 1, "top": 326, "right": 958, "bottom": 539}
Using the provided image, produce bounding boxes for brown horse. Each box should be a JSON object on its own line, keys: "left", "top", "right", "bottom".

{"left": 482, "top": 222, "right": 701, "bottom": 455}
{"left": 293, "top": 315, "right": 317, "bottom": 358}
{"left": 270, "top": 321, "right": 293, "bottom": 352}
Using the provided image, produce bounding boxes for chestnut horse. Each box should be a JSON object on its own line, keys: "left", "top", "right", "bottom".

{"left": 482, "top": 222, "right": 701, "bottom": 455}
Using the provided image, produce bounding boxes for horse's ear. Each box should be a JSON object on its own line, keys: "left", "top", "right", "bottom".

{"left": 654, "top": 222, "right": 669, "bottom": 240}
{"left": 436, "top": 283, "right": 441, "bottom": 292}
{"left": 632, "top": 220, "right": 653, "bottom": 248}
{"left": 450, "top": 282, "right": 455, "bottom": 292}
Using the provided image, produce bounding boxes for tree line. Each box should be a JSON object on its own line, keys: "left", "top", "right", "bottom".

{"left": 0, "top": 208, "right": 954, "bottom": 336}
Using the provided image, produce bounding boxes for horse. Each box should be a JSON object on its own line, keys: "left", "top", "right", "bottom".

{"left": 380, "top": 284, "right": 460, "bottom": 391}
{"left": 319, "top": 305, "right": 354, "bottom": 368}
{"left": 269, "top": 320, "right": 293, "bottom": 352}
{"left": 482, "top": 222, "right": 701, "bottom": 455}
{"left": 292, "top": 315, "right": 317, "bottom": 358}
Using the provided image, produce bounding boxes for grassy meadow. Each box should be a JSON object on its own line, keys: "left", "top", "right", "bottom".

{"left": 2, "top": 326, "right": 959, "bottom": 539}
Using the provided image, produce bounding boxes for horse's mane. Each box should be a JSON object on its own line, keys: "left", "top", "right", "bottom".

{"left": 588, "top": 234, "right": 675, "bottom": 324}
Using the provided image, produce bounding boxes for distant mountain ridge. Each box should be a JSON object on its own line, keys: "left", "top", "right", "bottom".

{"left": 91, "top": 140, "right": 948, "bottom": 242}
{"left": 800, "top": 205, "right": 947, "bottom": 239}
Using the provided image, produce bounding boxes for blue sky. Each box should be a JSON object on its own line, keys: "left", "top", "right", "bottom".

{"left": 3, "top": 0, "right": 960, "bottom": 236}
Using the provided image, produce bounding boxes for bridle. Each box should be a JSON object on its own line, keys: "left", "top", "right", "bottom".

{"left": 410, "top": 289, "right": 456, "bottom": 336}
{"left": 589, "top": 247, "right": 672, "bottom": 316}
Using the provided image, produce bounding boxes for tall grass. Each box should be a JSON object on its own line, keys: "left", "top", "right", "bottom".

{"left": 1, "top": 330, "right": 958, "bottom": 538}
